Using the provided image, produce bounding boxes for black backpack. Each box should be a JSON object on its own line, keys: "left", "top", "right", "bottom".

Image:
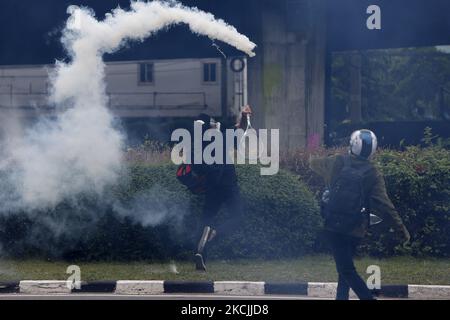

{"left": 323, "top": 156, "right": 373, "bottom": 234}
{"left": 176, "top": 164, "right": 207, "bottom": 194}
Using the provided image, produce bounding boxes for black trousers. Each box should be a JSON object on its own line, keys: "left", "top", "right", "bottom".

{"left": 202, "top": 184, "right": 244, "bottom": 236}
{"left": 326, "top": 231, "right": 375, "bottom": 300}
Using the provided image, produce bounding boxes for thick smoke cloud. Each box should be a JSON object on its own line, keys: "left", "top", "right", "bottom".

{"left": 0, "top": 0, "right": 255, "bottom": 212}
{"left": 0, "top": 1, "right": 255, "bottom": 256}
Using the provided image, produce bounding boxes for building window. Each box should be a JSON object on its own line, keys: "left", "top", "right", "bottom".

{"left": 203, "top": 63, "right": 217, "bottom": 82}
{"left": 139, "top": 63, "right": 154, "bottom": 84}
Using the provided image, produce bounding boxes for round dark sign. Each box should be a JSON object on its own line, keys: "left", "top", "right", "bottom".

{"left": 230, "top": 57, "right": 246, "bottom": 73}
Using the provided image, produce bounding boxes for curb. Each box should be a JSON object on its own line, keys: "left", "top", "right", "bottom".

{"left": 0, "top": 281, "right": 20, "bottom": 294}
{"left": 20, "top": 281, "right": 71, "bottom": 294}
{"left": 72, "top": 281, "right": 116, "bottom": 293}
{"left": 164, "top": 281, "right": 214, "bottom": 294}
{"left": 2, "top": 281, "right": 449, "bottom": 299}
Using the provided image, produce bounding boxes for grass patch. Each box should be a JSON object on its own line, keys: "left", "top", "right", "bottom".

{"left": 0, "top": 255, "right": 448, "bottom": 285}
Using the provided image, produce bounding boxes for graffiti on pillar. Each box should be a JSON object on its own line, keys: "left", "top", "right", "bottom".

{"left": 263, "top": 63, "right": 283, "bottom": 104}
{"left": 307, "top": 133, "right": 321, "bottom": 151}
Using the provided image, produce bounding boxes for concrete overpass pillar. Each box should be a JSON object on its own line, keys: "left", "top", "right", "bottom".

{"left": 248, "top": 0, "right": 326, "bottom": 151}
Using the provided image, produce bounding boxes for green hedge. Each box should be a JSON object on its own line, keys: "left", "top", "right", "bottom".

{"left": 360, "top": 146, "right": 450, "bottom": 257}
{"left": 2, "top": 144, "right": 446, "bottom": 260}
{"left": 0, "top": 164, "right": 321, "bottom": 261}
{"left": 210, "top": 165, "right": 321, "bottom": 259}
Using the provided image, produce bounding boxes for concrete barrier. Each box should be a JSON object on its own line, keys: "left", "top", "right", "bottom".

{"left": 20, "top": 281, "right": 71, "bottom": 294}
{"left": 10, "top": 280, "right": 450, "bottom": 299}
{"left": 408, "top": 285, "right": 450, "bottom": 300}
{"left": 115, "top": 281, "right": 164, "bottom": 295}
{"left": 214, "top": 281, "right": 265, "bottom": 295}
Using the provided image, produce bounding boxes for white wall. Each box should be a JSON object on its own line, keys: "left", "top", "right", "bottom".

{"left": 0, "top": 58, "right": 226, "bottom": 118}
{"left": 0, "top": 65, "right": 50, "bottom": 116}
{"left": 105, "top": 58, "right": 222, "bottom": 117}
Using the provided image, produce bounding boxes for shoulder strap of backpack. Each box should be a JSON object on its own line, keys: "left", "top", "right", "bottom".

{"left": 359, "top": 161, "right": 377, "bottom": 210}
{"left": 343, "top": 155, "right": 373, "bottom": 210}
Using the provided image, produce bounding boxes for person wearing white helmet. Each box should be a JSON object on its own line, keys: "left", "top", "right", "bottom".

{"left": 349, "top": 129, "right": 378, "bottom": 159}
{"left": 310, "top": 129, "right": 410, "bottom": 300}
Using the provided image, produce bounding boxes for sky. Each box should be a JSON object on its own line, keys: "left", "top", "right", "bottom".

{"left": 1, "top": 0, "right": 450, "bottom": 64}
{"left": 0, "top": 0, "right": 256, "bottom": 65}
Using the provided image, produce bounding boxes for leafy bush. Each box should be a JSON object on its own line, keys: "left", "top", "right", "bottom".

{"left": 281, "top": 144, "right": 450, "bottom": 257}
{"left": 0, "top": 164, "right": 321, "bottom": 261}
{"left": 361, "top": 145, "right": 450, "bottom": 257}
{"left": 209, "top": 165, "right": 321, "bottom": 259}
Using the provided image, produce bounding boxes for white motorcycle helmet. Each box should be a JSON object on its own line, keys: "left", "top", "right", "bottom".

{"left": 349, "top": 129, "right": 378, "bottom": 159}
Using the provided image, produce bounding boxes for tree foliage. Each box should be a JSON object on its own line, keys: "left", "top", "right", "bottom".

{"left": 331, "top": 47, "right": 450, "bottom": 125}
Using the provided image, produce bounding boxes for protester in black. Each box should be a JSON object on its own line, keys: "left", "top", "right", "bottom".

{"left": 192, "top": 109, "right": 250, "bottom": 271}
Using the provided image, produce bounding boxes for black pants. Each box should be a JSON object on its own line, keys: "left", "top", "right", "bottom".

{"left": 326, "top": 231, "right": 375, "bottom": 300}
{"left": 202, "top": 184, "right": 244, "bottom": 236}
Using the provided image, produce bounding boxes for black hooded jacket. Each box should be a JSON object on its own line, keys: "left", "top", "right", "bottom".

{"left": 191, "top": 114, "right": 238, "bottom": 189}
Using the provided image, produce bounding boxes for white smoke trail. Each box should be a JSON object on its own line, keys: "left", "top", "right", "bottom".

{"left": 0, "top": 1, "right": 256, "bottom": 212}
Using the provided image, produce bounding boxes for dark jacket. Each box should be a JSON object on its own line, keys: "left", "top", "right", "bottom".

{"left": 310, "top": 154, "right": 408, "bottom": 238}
{"left": 191, "top": 119, "right": 238, "bottom": 190}
{"left": 193, "top": 162, "right": 238, "bottom": 189}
